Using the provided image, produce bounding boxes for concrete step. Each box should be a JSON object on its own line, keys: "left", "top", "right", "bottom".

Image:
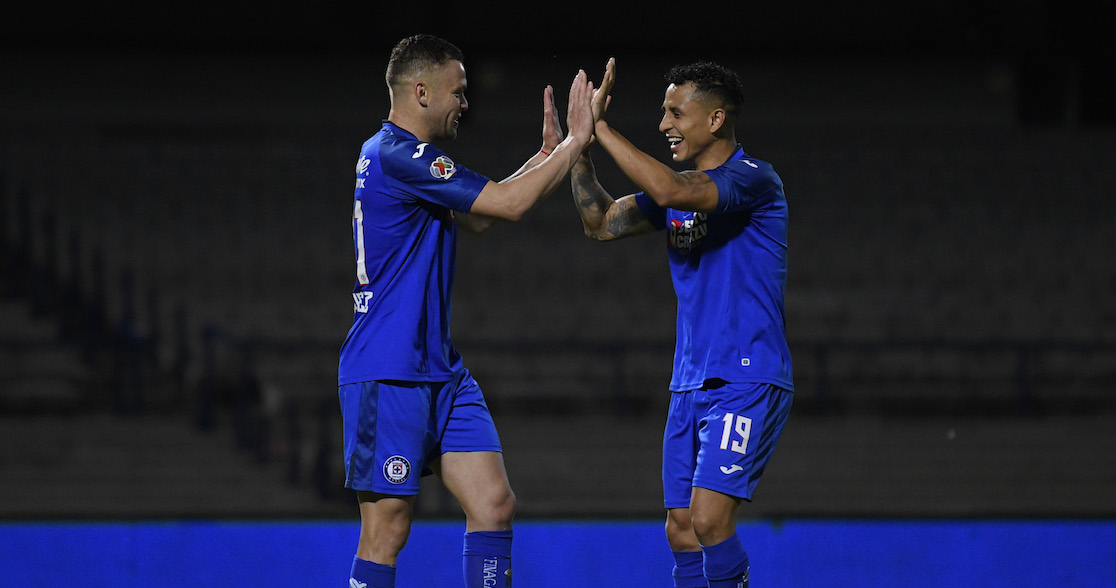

{"left": 0, "top": 413, "right": 348, "bottom": 518}
{"left": 494, "top": 412, "right": 1116, "bottom": 518}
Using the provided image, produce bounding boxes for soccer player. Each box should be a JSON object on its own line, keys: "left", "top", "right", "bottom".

{"left": 570, "top": 58, "right": 793, "bottom": 588}
{"left": 338, "top": 34, "right": 595, "bottom": 588}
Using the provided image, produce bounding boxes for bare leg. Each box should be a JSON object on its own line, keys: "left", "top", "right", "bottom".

{"left": 355, "top": 491, "right": 417, "bottom": 565}
{"left": 438, "top": 451, "right": 516, "bottom": 588}
{"left": 689, "top": 487, "right": 742, "bottom": 546}
{"left": 437, "top": 451, "right": 516, "bottom": 530}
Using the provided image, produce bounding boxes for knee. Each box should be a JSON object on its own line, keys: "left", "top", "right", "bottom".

{"left": 689, "top": 509, "right": 734, "bottom": 546}
{"left": 357, "top": 494, "right": 415, "bottom": 562}
{"left": 665, "top": 511, "right": 700, "bottom": 551}
{"left": 468, "top": 484, "right": 516, "bottom": 529}
{"left": 490, "top": 486, "right": 517, "bottom": 527}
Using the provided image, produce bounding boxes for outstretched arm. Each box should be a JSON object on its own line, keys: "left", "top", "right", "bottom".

{"left": 570, "top": 151, "right": 655, "bottom": 241}
{"left": 458, "top": 85, "right": 566, "bottom": 234}
{"left": 509, "top": 84, "right": 565, "bottom": 179}
{"left": 464, "top": 71, "right": 595, "bottom": 225}
{"left": 591, "top": 58, "right": 720, "bottom": 212}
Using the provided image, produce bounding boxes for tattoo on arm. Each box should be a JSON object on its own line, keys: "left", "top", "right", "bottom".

{"left": 679, "top": 170, "right": 711, "bottom": 185}
{"left": 571, "top": 156, "right": 654, "bottom": 240}
{"left": 571, "top": 162, "right": 610, "bottom": 232}
{"left": 573, "top": 175, "right": 606, "bottom": 217}
{"left": 601, "top": 197, "right": 652, "bottom": 240}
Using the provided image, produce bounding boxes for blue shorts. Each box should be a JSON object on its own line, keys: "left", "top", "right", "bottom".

{"left": 338, "top": 369, "right": 502, "bottom": 494}
{"left": 662, "top": 382, "right": 792, "bottom": 508}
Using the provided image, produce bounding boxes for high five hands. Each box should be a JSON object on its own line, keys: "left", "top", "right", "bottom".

{"left": 565, "top": 69, "right": 596, "bottom": 149}
{"left": 592, "top": 57, "right": 616, "bottom": 126}
{"left": 541, "top": 58, "right": 615, "bottom": 153}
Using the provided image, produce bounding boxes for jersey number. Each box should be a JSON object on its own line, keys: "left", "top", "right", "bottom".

{"left": 353, "top": 200, "right": 369, "bottom": 285}
{"left": 719, "top": 413, "right": 752, "bottom": 455}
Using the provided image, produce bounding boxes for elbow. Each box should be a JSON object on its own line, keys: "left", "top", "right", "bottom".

{"left": 471, "top": 206, "right": 525, "bottom": 223}
{"left": 583, "top": 225, "right": 615, "bottom": 241}
{"left": 467, "top": 221, "right": 496, "bottom": 235}
{"left": 501, "top": 209, "right": 526, "bottom": 223}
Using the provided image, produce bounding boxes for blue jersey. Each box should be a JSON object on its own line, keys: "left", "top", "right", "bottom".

{"left": 339, "top": 121, "right": 489, "bottom": 385}
{"left": 635, "top": 147, "right": 793, "bottom": 392}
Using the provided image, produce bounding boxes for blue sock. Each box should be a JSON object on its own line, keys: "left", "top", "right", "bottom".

{"left": 463, "top": 530, "right": 513, "bottom": 588}
{"left": 702, "top": 534, "right": 750, "bottom": 588}
{"left": 350, "top": 556, "right": 396, "bottom": 588}
{"left": 672, "top": 549, "right": 707, "bottom": 587}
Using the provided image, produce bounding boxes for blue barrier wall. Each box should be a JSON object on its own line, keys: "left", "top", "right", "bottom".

{"left": 3, "top": 519, "right": 1114, "bottom": 587}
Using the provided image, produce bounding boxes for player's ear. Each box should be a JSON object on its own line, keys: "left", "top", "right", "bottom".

{"left": 415, "top": 82, "right": 430, "bottom": 107}
{"left": 709, "top": 108, "right": 726, "bottom": 134}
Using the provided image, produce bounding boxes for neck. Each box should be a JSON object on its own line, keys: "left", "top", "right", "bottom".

{"left": 387, "top": 108, "right": 433, "bottom": 142}
{"left": 693, "top": 137, "right": 738, "bottom": 171}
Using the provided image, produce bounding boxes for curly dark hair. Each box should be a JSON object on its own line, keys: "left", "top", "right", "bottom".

{"left": 385, "top": 34, "right": 465, "bottom": 87}
{"left": 665, "top": 62, "right": 745, "bottom": 115}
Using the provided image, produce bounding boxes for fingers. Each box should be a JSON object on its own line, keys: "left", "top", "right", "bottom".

{"left": 565, "top": 70, "right": 593, "bottom": 135}
{"left": 571, "top": 69, "right": 587, "bottom": 99}
{"left": 543, "top": 84, "right": 554, "bottom": 115}
{"left": 567, "top": 69, "right": 587, "bottom": 112}
{"left": 600, "top": 57, "right": 615, "bottom": 95}
{"left": 541, "top": 84, "right": 564, "bottom": 148}
{"left": 589, "top": 58, "right": 616, "bottom": 123}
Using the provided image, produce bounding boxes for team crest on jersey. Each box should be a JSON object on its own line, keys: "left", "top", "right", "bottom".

{"left": 430, "top": 155, "right": 457, "bottom": 179}
{"left": 383, "top": 455, "right": 411, "bottom": 484}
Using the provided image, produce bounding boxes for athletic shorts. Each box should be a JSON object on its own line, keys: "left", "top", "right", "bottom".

{"left": 338, "top": 369, "right": 501, "bottom": 495}
{"left": 662, "top": 382, "right": 792, "bottom": 508}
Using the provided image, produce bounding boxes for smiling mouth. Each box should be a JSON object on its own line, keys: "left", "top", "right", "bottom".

{"left": 667, "top": 136, "right": 683, "bottom": 150}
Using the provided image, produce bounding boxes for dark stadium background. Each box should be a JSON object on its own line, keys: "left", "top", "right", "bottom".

{"left": 2, "top": 2, "right": 1114, "bottom": 586}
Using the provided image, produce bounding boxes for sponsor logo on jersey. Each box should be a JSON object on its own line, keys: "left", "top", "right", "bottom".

{"left": 350, "top": 579, "right": 367, "bottom": 588}
{"left": 353, "top": 291, "right": 374, "bottom": 313}
{"left": 430, "top": 155, "right": 457, "bottom": 179}
{"left": 668, "top": 212, "right": 708, "bottom": 253}
{"left": 413, "top": 142, "right": 429, "bottom": 159}
{"left": 356, "top": 156, "right": 371, "bottom": 189}
{"left": 383, "top": 455, "right": 411, "bottom": 484}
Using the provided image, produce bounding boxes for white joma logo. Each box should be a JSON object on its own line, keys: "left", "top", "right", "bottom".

{"left": 350, "top": 579, "right": 367, "bottom": 588}
{"left": 720, "top": 465, "right": 744, "bottom": 474}
{"left": 413, "top": 143, "right": 428, "bottom": 158}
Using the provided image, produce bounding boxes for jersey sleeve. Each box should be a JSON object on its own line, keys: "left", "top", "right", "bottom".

{"left": 633, "top": 192, "right": 668, "bottom": 231}
{"left": 380, "top": 140, "right": 490, "bottom": 213}
{"left": 705, "top": 158, "right": 782, "bottom": 215}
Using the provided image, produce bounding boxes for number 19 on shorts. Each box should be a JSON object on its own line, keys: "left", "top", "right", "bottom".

{"left": 719, "top": 413, "right": 752, "bottom": 455}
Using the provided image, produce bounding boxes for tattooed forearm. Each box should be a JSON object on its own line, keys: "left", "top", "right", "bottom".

{"left": 604, "top": 199, "right": 646, "bottom": 238}
{"left": 571, "top": 156, "right": 612, "bottom": 234}
{"left": 571, "top": 154, "right": 656, "bottom": 241}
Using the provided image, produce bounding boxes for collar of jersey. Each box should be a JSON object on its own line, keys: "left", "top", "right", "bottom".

{"left": 383, "top": 120, "right": 419, "bottom": 141}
